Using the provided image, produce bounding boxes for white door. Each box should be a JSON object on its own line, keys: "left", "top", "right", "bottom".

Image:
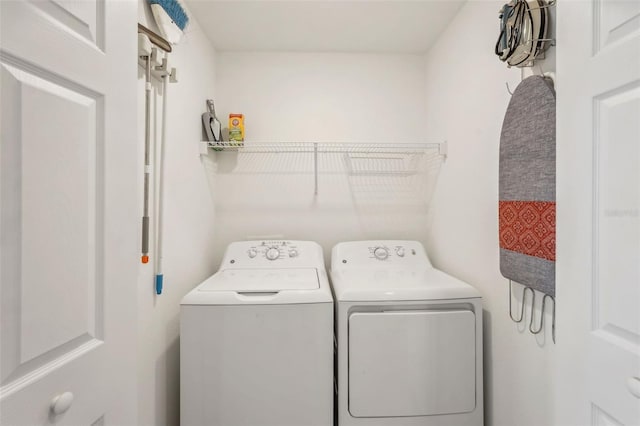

{"left": 0, "top": 1, "right": 138, "bottom": 425}
{"left": 556, "top": 0, "right": 640, "bottom": 425}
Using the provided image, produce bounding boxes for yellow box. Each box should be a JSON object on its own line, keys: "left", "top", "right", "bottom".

{"left": 228, "top": 114, "right": 244, "bottom": 145}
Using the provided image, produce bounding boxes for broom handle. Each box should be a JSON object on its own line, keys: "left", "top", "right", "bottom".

{"left": 141, "top": 56, "right": 152, "bottom": 264}
{"left": 155, "top": 70, "right": 168, "bottom": 294}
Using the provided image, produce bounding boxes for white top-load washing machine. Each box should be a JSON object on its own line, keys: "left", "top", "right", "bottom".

{"left": 331, "top": 241, "right": 483, "bottom": 426}
{"left": 181, "top": 240, "right": 333, "bottom": 426}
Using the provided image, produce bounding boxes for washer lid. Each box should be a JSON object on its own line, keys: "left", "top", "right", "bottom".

{"left": 198, "top": 268, "right": 319, "bottom": 292}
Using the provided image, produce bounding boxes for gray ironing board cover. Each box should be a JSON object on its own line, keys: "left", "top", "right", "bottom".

{"left": 499, "top": 75, "right": 556, "bottom": 296}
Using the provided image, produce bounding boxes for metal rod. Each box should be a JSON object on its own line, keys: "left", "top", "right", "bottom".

{"left": 529, "top": 293, "right": 556, "bottom": 344}
{"left": 509, "top": 280, "right": 535, "bottom": 323}
{"left": 141, "top": 56, "right": 152, "bottom": 264}
{"left": 214, "top": 150, "right": 438, "bottom": 155}
{"left": 138, "top": 23, "right": 171, "bottom": 53}
{"left": 522, "top": 38, "right": 557, "bottom": 47}
{"left": 205, "top": 146, "right": 443, "bottom": 155}
{"left": 527, "top": 0, "right": 556, "bottom": 11}
{"left": 205, "top": 142, "right": 442, "bottom": 148}
{"left": 548, "top": 294, "right": 556, "bottom": 344}
{"left": 155, "top": 68, "right": 168, "bottom": 294}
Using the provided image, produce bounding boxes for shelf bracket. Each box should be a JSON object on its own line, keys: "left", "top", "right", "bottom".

{"left": 314, "top": 143, "right": 318, "bottom": 196}
{"left": 199, "top": 141, "right": 209, "bottom": 155}
{"left": 439, "top": 141, "right": 448, "bottom": 160}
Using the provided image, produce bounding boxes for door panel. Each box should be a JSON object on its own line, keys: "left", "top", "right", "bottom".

{"left": 592, "top": 404, "right": 624, "bottom": 426}
{"left": 30, "top": 0, "right": 106, "bottom": 50}
{"left": 1, "top": 58, "right": 103, "bottom": 385}
{"left": 557, "top": 0, "right": 640, "bottom": 425}
{"left": 0, "top": 0, "right": 137, "bottom": 424}
{"left": 593, "top": 0, "right": 640, "bottom": 53}
{"left": 592, "top": 83, "right": 640, "bottom": 348}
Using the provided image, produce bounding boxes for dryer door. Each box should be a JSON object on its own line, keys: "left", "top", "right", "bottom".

{"left": 348, "top": 310, "right": 476, "bottom": 417}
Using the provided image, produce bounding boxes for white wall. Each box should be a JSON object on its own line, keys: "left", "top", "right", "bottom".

{"left": 137, "top": 4, "right": 217, "bottom": 425}
{"left": 423, "top": 2, "right": 556, "bottom": 425}
{"left": 211, "top": 52, "right": 433, "bottom": 264}
{"left": 134, "top": 4, "right": 558, "bottom": 424}
{"left": 216, "top": 52, "right": 428, "bottom": 142}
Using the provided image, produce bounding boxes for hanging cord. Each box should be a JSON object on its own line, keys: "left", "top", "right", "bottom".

{"left": 495, "top": 0, "right": 531, "bottom": 62}
{"left": 509, "top": 1, "right": 535, "bottom": 67}
{"left": 510, "top": 0, "right": 545, "bottom": 67}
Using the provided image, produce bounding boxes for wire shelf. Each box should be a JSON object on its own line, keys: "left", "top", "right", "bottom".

{"left": 200, "top": 141, "right": 447, "bottom": 199}
{"left": 204, "top": 140, "right": 443, "bottom": 152}
{"left": 202, "top": 142, "right": 445, "bottom": 168}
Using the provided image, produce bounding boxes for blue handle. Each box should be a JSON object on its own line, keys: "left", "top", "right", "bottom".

{"left": 155, "top": 274, "right": 164, "bottom": 295}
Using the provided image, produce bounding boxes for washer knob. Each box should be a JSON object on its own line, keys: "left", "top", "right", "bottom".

{"left": 396, "top": 247, "right": 405, "bottom": 257}
{"left": 248, "top": 248, "right": 258, "bottom": 258}
{"left": 373, "top": 247, "right": 389, "bottom": 260}
{"left": 266, "top": 247, "right": 280, "bottom": 261}
{"left": 289, "top": 249, "right": 298, "bottom": 258}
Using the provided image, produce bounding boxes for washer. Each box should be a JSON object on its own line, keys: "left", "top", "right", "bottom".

{"left": 331, "top": 240, "right": 483, "bottom": 426}
{"left": 181, "top": 240, "right": 333, "bottom": 426}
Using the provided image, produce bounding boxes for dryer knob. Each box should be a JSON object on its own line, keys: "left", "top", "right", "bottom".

{"left": 248, "top": 248, "right": 258, "bottom": 258}
{"left": 396, "top": 247, "right": 405, "bottom": 257}
{"left": 373, "top": 247, "right": 389, "bottom": 260}
{"left": 266, "top": 247, "right": 280, "bottom": 261}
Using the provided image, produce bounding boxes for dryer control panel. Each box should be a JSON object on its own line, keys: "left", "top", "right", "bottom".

{"left": 332, "top": 240, "right": 432, "bottom": 269}
{"left": 221, "top": 240, "right": 325, "bottom": 269}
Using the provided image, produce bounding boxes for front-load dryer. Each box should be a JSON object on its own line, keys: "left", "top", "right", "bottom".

{"left": 181, "top": 240, "right": 333, "bottom": 426}
{"left": 331, "top": 240, "right": 483, "bottom": 426}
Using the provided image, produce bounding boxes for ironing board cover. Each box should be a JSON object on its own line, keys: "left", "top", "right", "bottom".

{"left": 499, "top": 75, "right": 556, "bottom": 296}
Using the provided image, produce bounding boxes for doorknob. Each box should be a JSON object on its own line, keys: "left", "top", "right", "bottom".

{"left": 628, "top": 377, "right": 640, "bottom": 399}
{"left": 50, "top": 391, "right": 74, "bottom": 415}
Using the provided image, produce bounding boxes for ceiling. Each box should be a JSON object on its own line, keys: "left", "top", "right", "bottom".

{"left": 184, "top": 0, "right": 466, "bottom": 54}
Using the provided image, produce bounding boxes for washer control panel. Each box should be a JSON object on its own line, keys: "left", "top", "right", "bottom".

{"left": 333, "top": 240, "right": 431, "bottom": 269}
{"left": 248, "top": 241, "right": 302, "bottom": 261}
{"left": 373, "top": 247, "right": 389, "bottom": 260}
{"left": 221, "top": 240, "right": 323, "bottom": 269}
{"left": 369, "top": 244, "right": 413, "bottom": 261}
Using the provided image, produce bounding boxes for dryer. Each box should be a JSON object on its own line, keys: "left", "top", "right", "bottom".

{"left": 181, "top": 240, "right": 333, "bottom": 426}
{"left": 331, "top": 241, "right": 483, "bottom": 426}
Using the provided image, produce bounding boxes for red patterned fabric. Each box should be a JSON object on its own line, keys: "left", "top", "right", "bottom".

{"left": 499, "top": 201, "right": 556, "bottom": 261}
